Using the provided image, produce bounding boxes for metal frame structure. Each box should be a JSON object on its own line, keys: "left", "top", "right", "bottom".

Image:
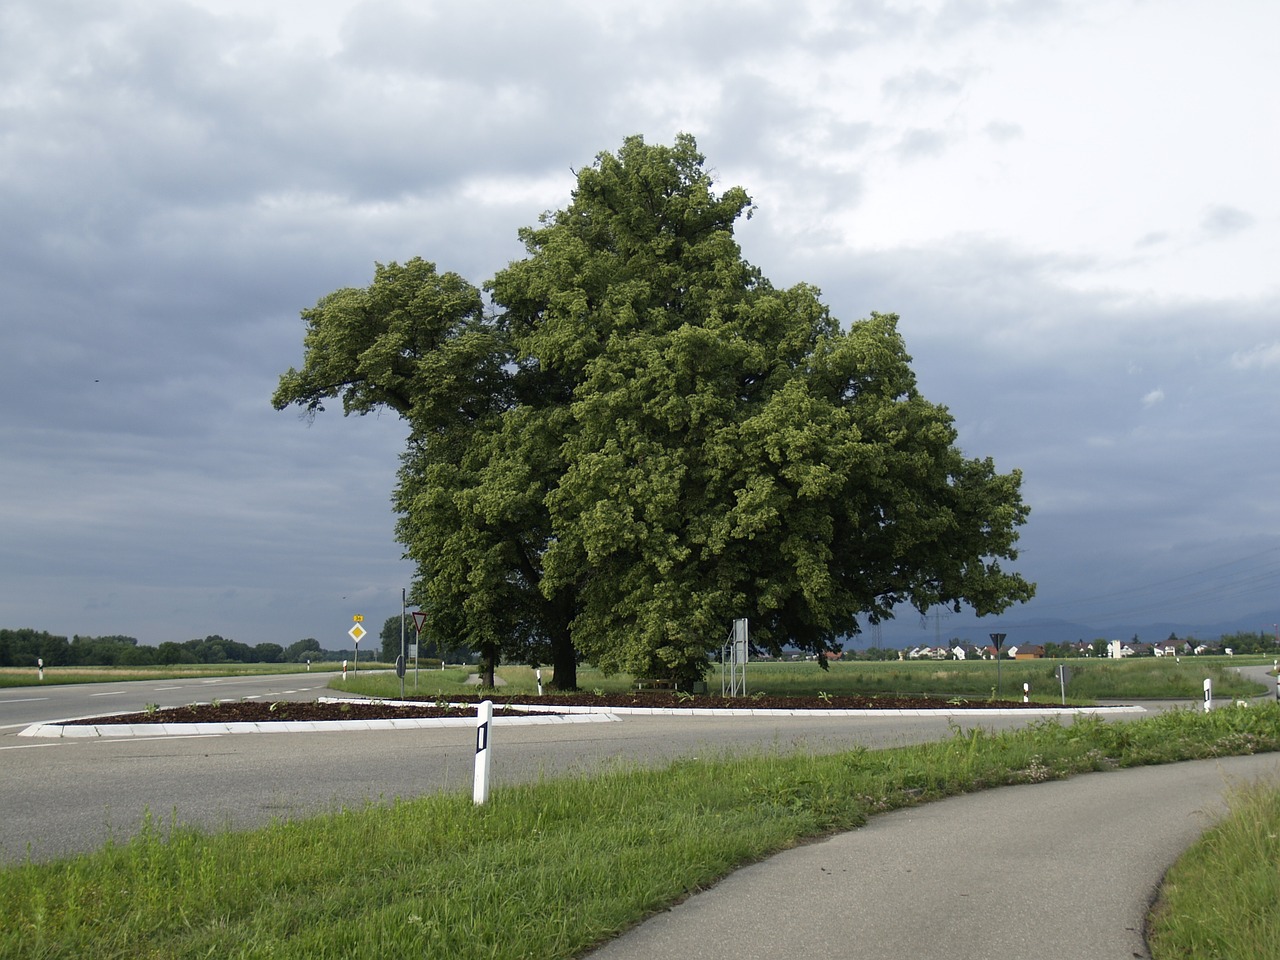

{"left": 721, "top": 618, "right": 749, "bottom": 697}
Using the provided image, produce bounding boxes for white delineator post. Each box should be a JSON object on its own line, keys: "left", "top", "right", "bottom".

{"left": 1203, "top": 678, "right": 1213, "bottom": 713}
{"left": 1022, "top": 682, "right": 1029, "bottom": 703}
{"left": 474, "top": 700, "right": 494, "bottom": 805}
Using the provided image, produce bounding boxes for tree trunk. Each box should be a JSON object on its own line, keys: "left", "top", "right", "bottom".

{"left": 548, "top": 626, "right": 577, "bottom": 691}
{"left": 480, "top": 646, "right": 497, "bottom": 689}
{"left": 543, "top": 588, "right": 578, "bottom": 691}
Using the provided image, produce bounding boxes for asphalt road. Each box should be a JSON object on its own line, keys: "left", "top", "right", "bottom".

{"left": 1, "top": 673, "right": 1124, "bottom": 865}
{"left": 587, "top": 752, "right": 1280, "bottom": 960}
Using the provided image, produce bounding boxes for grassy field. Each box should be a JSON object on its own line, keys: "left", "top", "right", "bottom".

{"left": 5, "top": 655, "right": 1267, "bottom": 703}
{"left": 1148, "top": 778, "right": 1280, "bottom": 959}
{"left": 333, "top": 656, "right": 1269, "bottom": 703}
{"left": 2, "top": 703, "right": 1278, "bottom": 959}
{"left": 0, "top": 662, "right": 378, "bottom": 689}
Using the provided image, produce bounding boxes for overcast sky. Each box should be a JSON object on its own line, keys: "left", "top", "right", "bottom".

{"left": 3, "top": 0, "right": 1277, "bottom": 652}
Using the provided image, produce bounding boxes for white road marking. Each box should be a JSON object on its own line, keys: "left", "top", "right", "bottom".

{"left": 89, "top": 691, "right": 127, "bottom": 697}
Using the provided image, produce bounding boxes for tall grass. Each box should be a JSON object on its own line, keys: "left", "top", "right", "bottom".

{"left": 1148, "top": 778, "right": 1280, "bottom": 959}
{"left": 3, "top": 703, "right": 1279, "bottom": 959}
{"left": 332, "top": 657, "right": 1265, "bottom": 703}
{"left": 745, "top": 658, "right": 1262, "bottom": 701}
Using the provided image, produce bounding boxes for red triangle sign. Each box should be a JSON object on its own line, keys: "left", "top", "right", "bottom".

{"left": 411, "top": 611, "right": 428, "bottom": 633}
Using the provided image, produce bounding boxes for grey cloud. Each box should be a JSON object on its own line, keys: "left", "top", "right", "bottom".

{"left": 776, "top": 234, "right": 1280, "bottom": 621}
{"left": 892, "top": 127, "right": 954, "bottom": 161}
{"left": 1201, "top": 204, "right": 1255, "bottom": 237}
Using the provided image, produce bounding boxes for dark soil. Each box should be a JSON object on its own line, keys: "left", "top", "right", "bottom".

{"left": 69, "top": 691, "right": 1039, "bottom": 725}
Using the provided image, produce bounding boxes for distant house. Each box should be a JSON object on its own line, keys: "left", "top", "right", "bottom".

{"left": 907, "top": 645, "right": 951, "bottom": 660}
{"left": 1014, "top": 644, "right": 1046, "bottom": 660}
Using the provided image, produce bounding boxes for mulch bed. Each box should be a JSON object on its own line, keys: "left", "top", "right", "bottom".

{"left": 67, "top": 691, "right": 1038, "bottom": 725}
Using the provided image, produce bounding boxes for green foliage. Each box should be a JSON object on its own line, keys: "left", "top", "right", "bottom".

{"left": 0, "top": 631, "right": 341, "bottom": 669}
{"left": 1219, "top": 630, "right": 1280, "bottom": 655}
{"left": 274, "top": 134, "right": 1035, "bottom": 689}
{"left": 284, "top": 638, "right": 322, "bottom": 663}
{"left": 379, "top": 615, "right": 404, "bottom": 662}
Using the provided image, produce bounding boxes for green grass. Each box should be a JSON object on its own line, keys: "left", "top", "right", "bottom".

{"left": 3, "top": 703, "right": 1279, "bottom": 959}
{"left": 1148, "top": 777, "right": 1280, "bottom": 959}
{"left": 8, "top": 655, "right": 1265, "bottom": 700}
{"left": 330, "top": 657, "right": 1266, "bottom": 703}
{"left": 0, "top": 663, "right": 365, "bottom": 688}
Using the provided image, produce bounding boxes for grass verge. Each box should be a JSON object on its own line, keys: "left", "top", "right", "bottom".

{"left": 3, "top": 704, "right": 1279, "bottom": 959}
{"left": 1147, "top": 777, "right": 1280, "bottom": 959}
{"left": 332, "top": 657, "right": 1267, "bottom": 703}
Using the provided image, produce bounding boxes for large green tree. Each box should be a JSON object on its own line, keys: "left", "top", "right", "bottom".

{"left": 274, "top": 134, "right": 1034, "bottom": 688}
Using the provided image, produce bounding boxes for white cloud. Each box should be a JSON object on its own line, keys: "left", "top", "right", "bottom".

{"left": 1141, "top": 388, "right": 1165, "bottom": 408}
{"left": 1232, "top": 342, "right": 1280, "bottom": 371}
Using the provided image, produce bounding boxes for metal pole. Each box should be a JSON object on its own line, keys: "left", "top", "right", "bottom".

{"left": 990, "top": 633, "right": 1006, "bottom": 698}
{"left": 400, "top": 589, "right": 406, "bottom": 700}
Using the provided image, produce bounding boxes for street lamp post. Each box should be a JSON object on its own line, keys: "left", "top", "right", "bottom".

{"left": 990, "top": 633, "right": 1007, "bottom": 698}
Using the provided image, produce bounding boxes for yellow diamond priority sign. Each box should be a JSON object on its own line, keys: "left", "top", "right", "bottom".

{"left": 348, "top": 623, "right": 367, "bottom": 643}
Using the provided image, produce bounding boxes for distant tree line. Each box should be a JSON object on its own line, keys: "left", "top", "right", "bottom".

{"left": 1217, "top": 630, "right": 1280, "bottom": 655}
{"left": 0, "top": 629, "right": 361, "bottom": 668}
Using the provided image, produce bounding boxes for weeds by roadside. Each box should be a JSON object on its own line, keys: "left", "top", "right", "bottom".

{"left": 1147, "top": 776, "right": 1280, "bottom": 960}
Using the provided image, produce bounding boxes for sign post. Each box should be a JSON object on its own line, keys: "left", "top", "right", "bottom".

{"left": 1056, "top": 664, "right": 1072, "bottom": 705}
{"left": 1203, "top": 677, "right": 1213, "bottom": 713}
{"left": 349, "top": 616, "right": 366, "bottom": 673}
{"left": 990, "top": 633, "right": 1006, "bottom": 698}
{"left": 412, "top": 610, "right": 428, "bottom": 690}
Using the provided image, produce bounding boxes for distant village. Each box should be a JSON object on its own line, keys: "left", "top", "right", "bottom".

{"left": 799, "top": 631, "right": 1270, "bottom": 662}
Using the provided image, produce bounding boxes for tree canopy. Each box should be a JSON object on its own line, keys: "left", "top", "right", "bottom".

{"left": 273, "top": 134, "right": 1035, "bottom": 688}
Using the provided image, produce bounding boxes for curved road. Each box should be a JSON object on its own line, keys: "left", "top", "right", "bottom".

{"left": 1, "top": 672, "right": 1143, "bottom": 865}
{"left": 588, "top": 753, "right": 1280, "bottom": 960}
